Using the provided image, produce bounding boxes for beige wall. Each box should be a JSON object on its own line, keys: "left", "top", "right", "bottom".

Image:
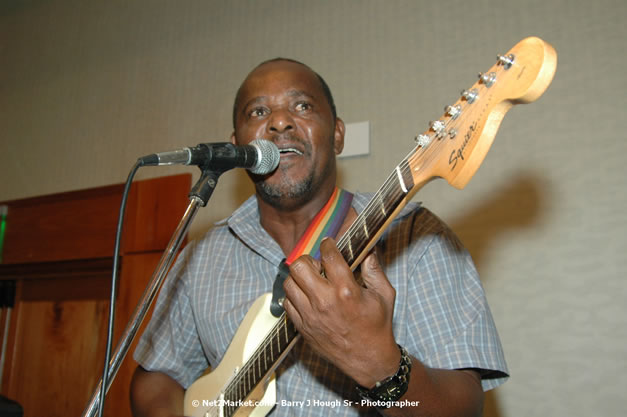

{"left": 2, "top": 0, "right": 626, "bottom": 416}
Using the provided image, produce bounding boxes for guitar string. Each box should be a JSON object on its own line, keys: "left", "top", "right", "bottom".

{"left": 218, "top": 63, "right": 503, "bottom": 414}
{"left": 222, "top": 312, "right": 290, "bottom": 412}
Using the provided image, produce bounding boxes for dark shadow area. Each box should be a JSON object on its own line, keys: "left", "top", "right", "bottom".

{"left": 449, "top": 172, "right": 549, "bottom": 417}
{"left": 449, "top": 172, "right": 548, "bottom": 275}
{"left": 229, "top": 169, "right": 257, "bottom": 207}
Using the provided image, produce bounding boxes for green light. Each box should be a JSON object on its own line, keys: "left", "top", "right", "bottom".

{"left": 0, "top": 205, "right": 7, "bottom": 264}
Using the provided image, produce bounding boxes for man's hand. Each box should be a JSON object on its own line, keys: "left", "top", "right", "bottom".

{"left": 282, "top": 237, "right": 401, "bottom": 387}
{"left": 282, "top": 238, "right": 485, "bottom": 417}
{"left": 130, "top": 366, "right": 185, "bottom": 417}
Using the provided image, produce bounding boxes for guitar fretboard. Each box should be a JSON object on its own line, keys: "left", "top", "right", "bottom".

{"left": 337, "top": 159, "right": 414, "bottom": 268}
{"left": 221, "top": 314, "right": 297, "bottom": 417}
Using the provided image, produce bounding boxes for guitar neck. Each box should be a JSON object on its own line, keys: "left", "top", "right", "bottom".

{"left": 338, "top": 159, "right": 416, "bottom": 272}
{"left": 220, "top": 314, "right": 297, "bottom": 417}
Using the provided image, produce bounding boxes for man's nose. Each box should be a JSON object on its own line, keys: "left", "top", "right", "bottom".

{"left": 268, "top": 109, "right": 294, "bottom": 133}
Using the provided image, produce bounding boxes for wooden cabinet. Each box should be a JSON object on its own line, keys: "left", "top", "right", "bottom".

{"left": 0, "top": 174, "right": 192, "bottom": 417}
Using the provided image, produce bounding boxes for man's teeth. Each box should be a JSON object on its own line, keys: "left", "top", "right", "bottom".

{"left": 279, "top": 148, "right": 303, "bottom": 155}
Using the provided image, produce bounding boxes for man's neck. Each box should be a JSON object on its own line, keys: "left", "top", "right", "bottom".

{"left": 257, "top": 186, "right": 337, "bottom": 257}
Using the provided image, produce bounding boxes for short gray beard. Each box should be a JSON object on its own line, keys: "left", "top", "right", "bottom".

{"left": 253, "top": 134, "right": 336, "bottom": 210}
{"left": 255, "top": 149, "right": 338, "bottom": 211}
{"left": 255, "top": 167, "right": 316, "bottom": 210}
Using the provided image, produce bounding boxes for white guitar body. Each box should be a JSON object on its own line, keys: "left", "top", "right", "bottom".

{"left": 184, "top": 294, "right": 279, "bottom": 417}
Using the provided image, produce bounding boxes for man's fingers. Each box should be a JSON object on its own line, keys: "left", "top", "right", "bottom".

{"left": 286, "top": 255, "right": 326, "bottom": 296}
{"left": 361, "top": 250, "right": 396, "bottom": 303}
{"left": 319, "top": 237, "right": 356, "bottom": 288}
{"left": 281, "top": 295, "right": 303, "bottom": 330}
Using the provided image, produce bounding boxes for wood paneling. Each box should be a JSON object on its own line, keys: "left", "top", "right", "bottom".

{"left": 105, "top": 252, "right": 163, "bottom": 417}
{"left": 0, "top": 174, "right": 191, "bottom": 417}
{"left": 5, "top": 277, "right": 109, "bottom": 416}
{"left": 1, "top": 185, "right": 125, "bottom": 264}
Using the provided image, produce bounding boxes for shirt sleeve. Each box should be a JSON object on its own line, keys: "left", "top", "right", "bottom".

{"left": 133, "top": 244, "right": 210, "bottom": 389}
{"left": 399, "top": 209, "right": 509, "bottom": 391}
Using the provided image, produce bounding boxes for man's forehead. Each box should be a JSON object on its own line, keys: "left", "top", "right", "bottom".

{"left": 249, "top": 59, "right": 315, "bottom": 79}
{"left": 232, "top": 58, "right": 336, "bottom": 125}
{"left": 240, "top": 60, "right": 322, "bottom": 96}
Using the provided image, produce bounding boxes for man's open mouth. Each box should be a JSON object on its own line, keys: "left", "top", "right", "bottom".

{"left": 278, "top": 147, "right": 304, "bottom": 156}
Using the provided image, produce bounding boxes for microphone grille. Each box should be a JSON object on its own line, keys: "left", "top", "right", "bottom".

{"left": 250, "top": 139, "right": 280, "bottom": 175}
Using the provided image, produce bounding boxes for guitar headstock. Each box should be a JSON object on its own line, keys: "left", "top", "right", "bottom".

{"left": 408, "top": 36, "right": 557, "bottom": 190}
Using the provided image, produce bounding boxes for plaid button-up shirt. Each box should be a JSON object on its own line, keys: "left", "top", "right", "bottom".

{"left": 135, "top": 193, "right": 508, "bottom": 416}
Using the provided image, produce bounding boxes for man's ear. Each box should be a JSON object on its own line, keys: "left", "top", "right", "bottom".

{"left": 334, "top": 117, "right": 345, "bottom": 155}
{"left": 230, "top": 131, "right": 237, "bottom": 145}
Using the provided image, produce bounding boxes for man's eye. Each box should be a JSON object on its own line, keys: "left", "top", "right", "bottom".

{"left": 249, "top": 107, "right": 268, "bottom": 118}
{"left": 295, "top": 102, "right": 312, "bottom": 112}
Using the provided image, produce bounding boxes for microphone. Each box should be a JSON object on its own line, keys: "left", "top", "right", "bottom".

{"left": 138, "top": 138, "right": 280, "bottom": 175}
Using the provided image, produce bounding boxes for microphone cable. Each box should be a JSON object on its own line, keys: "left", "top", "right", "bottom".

{"left": 97, "top": 159, "right": 142, "bottom": 417}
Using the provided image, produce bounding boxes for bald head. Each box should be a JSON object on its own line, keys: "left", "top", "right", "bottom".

{"left": 232, "top": 58, "right": 336, "bottom": 128}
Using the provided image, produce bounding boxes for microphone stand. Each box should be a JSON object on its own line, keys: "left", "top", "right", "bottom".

{"left": 82, "top": 168, "right": 223, "bottom": 417}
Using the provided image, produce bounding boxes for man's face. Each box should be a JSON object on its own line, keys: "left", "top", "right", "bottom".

{"left": 231, "top": 60, "right": 344, "bottom": 210}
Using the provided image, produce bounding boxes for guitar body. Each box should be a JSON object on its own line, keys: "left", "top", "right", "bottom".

{"left": 184, "top": 294, "right": 278, "bottom": 417}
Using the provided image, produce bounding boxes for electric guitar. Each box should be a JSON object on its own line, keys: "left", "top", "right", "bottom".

{"left": 184, "top": 36, "right": 557, "bottom": 417}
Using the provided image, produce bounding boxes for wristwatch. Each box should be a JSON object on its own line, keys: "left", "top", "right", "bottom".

{"left": 355, "top": 345, "right": 412, "bottom": 408}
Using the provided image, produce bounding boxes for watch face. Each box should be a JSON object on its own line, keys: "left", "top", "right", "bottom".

{"left": 372, "top": 378, "right": 403, "bottom": 400}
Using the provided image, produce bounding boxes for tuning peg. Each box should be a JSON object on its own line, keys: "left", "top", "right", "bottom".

{"left": 430, "top": 120, "right": 446, "bottom": 138}
{"left": 445, "top": 105, "right": 462, "bottom": 119}
{"left": 497, "top": 53, "right": 515, "bottom": 69}
{"left": 414, "top": 134, "right": 432, "bottom": 147}
{"left": 461, "top": 88, "right": 479, "bottom": 103}
{"left": 478, "top": 72, "right": 497, "bottom": 87}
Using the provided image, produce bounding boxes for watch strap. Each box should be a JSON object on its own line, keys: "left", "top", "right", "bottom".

{"left": 356, "top": 344, "right": 412, "bottom": 408}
